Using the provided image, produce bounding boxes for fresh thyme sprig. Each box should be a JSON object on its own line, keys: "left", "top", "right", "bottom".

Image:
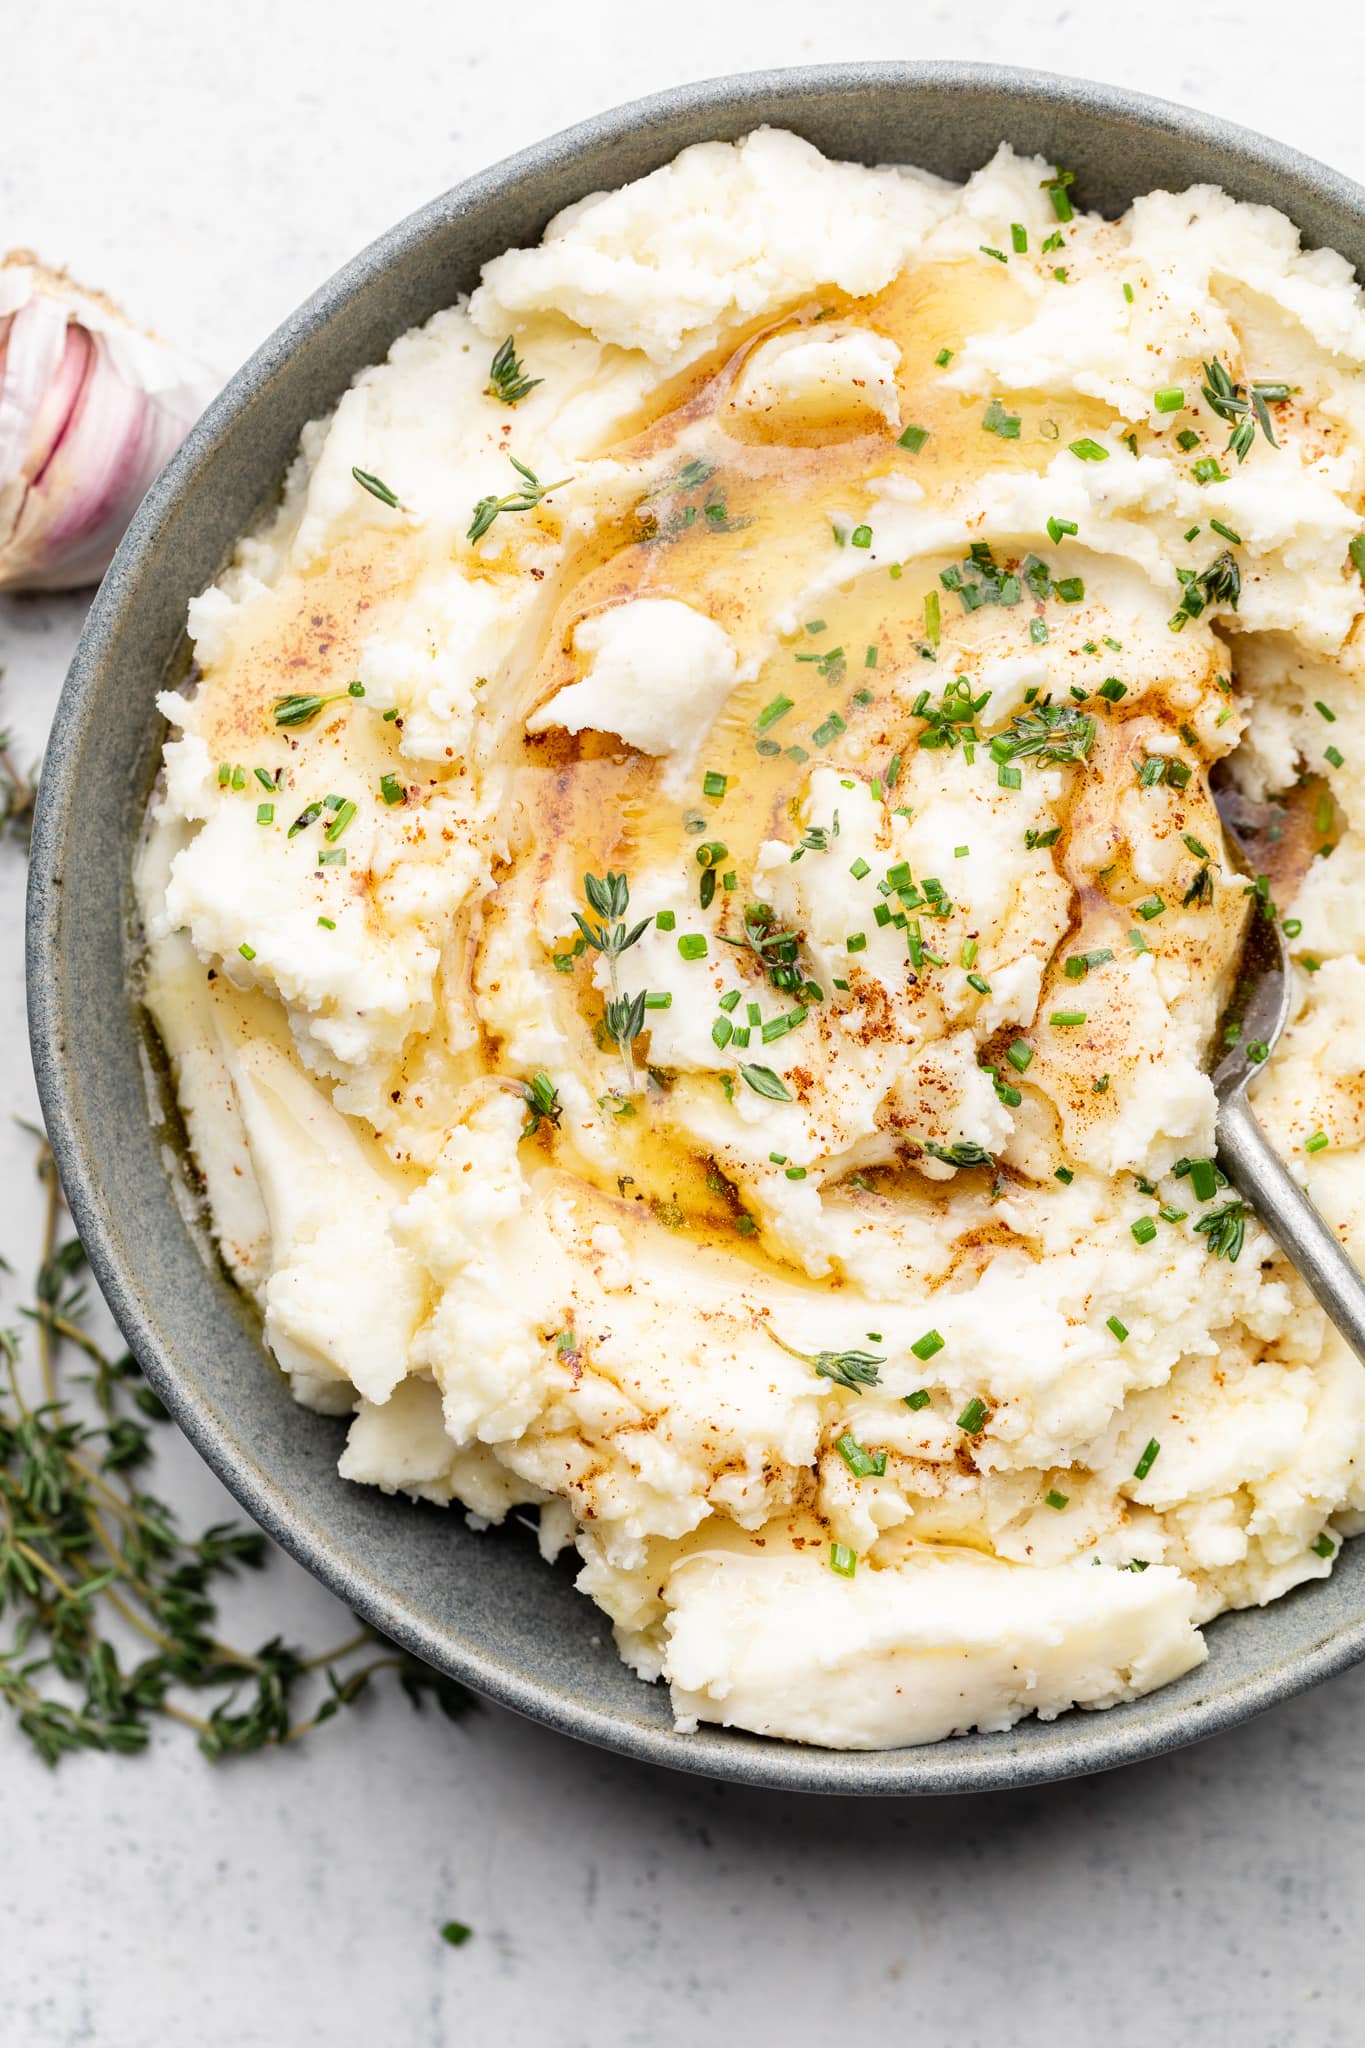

{"left": 273, "top": 680, "right": 366, "bottom": 728}
{"left": 634, "top": 459, "right": 753, "bottom": 546}
{"left": 993, "top": 702, "right": 1096, "bottom": 766}
{"left": 1170, "top": 549, "right": 1241, "bottom": 630}
{"left": 486, "top": 336, "right": 541, "bottom": 407}
{"left": 1194, "top": 1198, "right": 1248, "bottom": 1261}
{"left": 605, "top": 990, "right": 648, "bottom": 1057}
{"left": 765, "top": 1328, "right": 885, "bottom": 1393}
{"left": 575, "top": 872, "right": 652, "bottom": 1093}
{"left": 468, "top": 457, "right": 573, "bottom": 544}
{"left": 718, "top": 903, "right": 807, "bottom": 996}
{"left": 1200, "top": 358, "right": 1289, "bottom": 462}
{"left": 925, "top": 1140, "right": 996, "bottom": 1169}
{"left": 0, "top": 1139, "right": 472, "bottom": 1766}
{"left": 521, "top": 1072, "right": 562, "bottom": 1136}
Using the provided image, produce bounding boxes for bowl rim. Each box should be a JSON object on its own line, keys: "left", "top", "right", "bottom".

{"left": 28, "top": 57, "right": 1365, "bottom": 1797}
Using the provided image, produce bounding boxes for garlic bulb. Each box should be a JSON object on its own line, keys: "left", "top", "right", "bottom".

{"left": 0, "top": 252, "right": 216, "bottom": 592}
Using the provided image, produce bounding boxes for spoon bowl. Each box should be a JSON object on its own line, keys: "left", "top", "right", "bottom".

{"left": 1212, "top": 787, "right": 1365, "bottom": 1360}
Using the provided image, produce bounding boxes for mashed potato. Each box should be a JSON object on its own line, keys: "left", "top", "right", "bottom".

{"left": 136, "top": 129, "right": 1365, "bottom": 1749}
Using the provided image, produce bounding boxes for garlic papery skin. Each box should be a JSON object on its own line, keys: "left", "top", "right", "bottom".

{"left": 0, "top": 252, "right": 217, "bottom": 592}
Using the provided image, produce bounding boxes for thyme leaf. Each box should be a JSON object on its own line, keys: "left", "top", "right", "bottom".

{"left": 486, "top": 336, "right": 541, "bottom": 406}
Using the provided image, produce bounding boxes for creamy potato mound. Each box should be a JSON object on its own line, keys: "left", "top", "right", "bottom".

{"left": 137, "top": 130, "right": 1365, "bottom": 1749}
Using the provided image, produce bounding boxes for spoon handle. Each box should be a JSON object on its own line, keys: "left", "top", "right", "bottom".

{"left": 1217, "top": 1091, "right": 1365, "bottom": 1361}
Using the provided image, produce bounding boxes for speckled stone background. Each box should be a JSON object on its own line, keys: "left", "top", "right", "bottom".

{"left": 4, "top": 3, "right": 1365, "bottom": 2042}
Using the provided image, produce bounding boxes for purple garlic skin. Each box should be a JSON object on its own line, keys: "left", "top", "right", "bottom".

{"left": 0, "top": 252, "right": 217, "bottom": 592}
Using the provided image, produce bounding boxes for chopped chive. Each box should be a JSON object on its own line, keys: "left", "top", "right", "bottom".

{"left": 1154, "top": 388, "right": 1184, "bottom": 413}
{"left": 967, "top": 973, "right": 992, "bottom": 995}
{"left": 983, "top": 399, "right": 1022, "bottom": 439}
{"left": 829, "top": 1543, "right": 857, "bottom": 1578}
{"left": 845, "top": 932, "right": 867, "bottom": 953}
{"left": 256, "top": 802, "right": 274, "bottom": 824}
{"left": 836, "top": 1433, "right": 886, "bottom": 1480}
{"left": 1325, "top": 745, "right": 1345, "bottom": 768}
{"left": 998, "top": 762, "right": 1022, "bottom": 790}
{"left": 317, "top": 915, "right": 335, "bottom": 929}
{"left": 1123, "top": 282, "right": 1134, "bottom": 302}
{"left": 1047, "top": 516, "right": 1078, "bottom": 545}
{"left": 849, "top": 857, "right": 870, "bottom": 880}
{"left": 1006, "top": 1040, "right": 1033, "bottom": 1074}
{"left": 238, "top": 942, "right": 256, "bottom": 961}
{"left": 935, "top": 348, "right": 953, "bottom": 367}
{"left": 703, "top": 770, "right": 728, "bottom": 799}
{"left": 911, "top": 1329, "right": 944, "bottom": 1361}
{"left": 1131, "top": 1216, "right": 1158, "bottom": 1245}
{"left": 1133, "top": 1438, "right": 1161, "bottom": 1480}
{"left": 1069, "top": 438, "right": 1109, "bottom": 461}
{"left": 1135, "top": 895, "right": 1166, "bottom": 921}
{"left": 677, "top": 933, "right": 708, "bottom": 961}
{"left": 757, "top": 694, "right": 794, "bottom": 732}
{"left": 956, "top": 1397, "right": 988, "bottom": 1434}
{"left": 1045, "top": 1489, "right": 1069, "bottom": 1510}
{"left": 324, "top": 800, "right": 356, "bottom": 844}
{"left": 898, "top": 424, "right": 930, "bottom": 453}
{"left": 1029, "top": 618, "right": 1049, "bottom": 645}
{"left": 1055, "top": 1166, "right": 1074, "bottom": 1184}
{"left": 851, "top": 525, "right": 872, "bottom": 548}
{"left": 1050, "top": 1010, "right": 1086, "bottom": 1027}
{"left": 1305, "top": 1131, "right": 1329, "bottom": 1154}
{"left": 1312, "top": 1533, "right": 1336, "bottom": 1559}
{"left": 1011, "top": 223, "right": 1028, "bottom": 253}
{"left": 904, "top": 1389, "right": 931, "bottom": 1411}
{"left": 980, "top": 244, "right": 1008, "bottom": 264}
{"left": 1106, "top": 1315, "right": 1129, "bottom": 1343}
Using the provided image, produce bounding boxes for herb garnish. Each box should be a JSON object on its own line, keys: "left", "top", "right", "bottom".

{"left": 351, "top": 466, "right": 402, "bottom": 509}
{"left": 1200, "top": 357, "right": 1289, "bottom": 462}
{"left": 486, "top": 336, "right": 541, "bottom": 406}
{"left": 1169, "top": 549, "right": 1240, "bottom": 631}
{"left": 1194, "top": 1199, "right": 1247, "bottom": 1262}
{"left": 925, "top": 1140, "right": 995, "bottom": 1168}
{"left": 634, "top": 460, "right": 752, "bottom": 544}
{"left": 273, "top": 680, "right": 366, "bottom": 728}
{"left": 521, "top": 1072, "right": 562, "bottom": 1136}
{"left": 992, "top": 701, "right": 1096, "bottom": 767}
{"left": 468, "top": 456, "right": 573, "bottom": 543}
{"left": 0, "top": 1143, "right": 471, "bottom": 1766}
{"left": 766, "top": 1329, "right": 884, "bottom": 1393}
{"left": 574, "top": 871, "right": 652, "bottom": 1093}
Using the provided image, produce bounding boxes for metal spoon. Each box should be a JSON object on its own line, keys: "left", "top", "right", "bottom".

{"left": 1211, "top": 787, "right": 1365, "bottom": 1356}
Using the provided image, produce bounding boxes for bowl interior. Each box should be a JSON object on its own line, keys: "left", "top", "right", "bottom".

{"left": 29, "top": 60, "right": 1365, "bottom": 1795}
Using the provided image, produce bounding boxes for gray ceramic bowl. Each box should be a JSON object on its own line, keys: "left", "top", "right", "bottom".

{"left": 28, "top": 61, "right": 1365, "bottom": 1796}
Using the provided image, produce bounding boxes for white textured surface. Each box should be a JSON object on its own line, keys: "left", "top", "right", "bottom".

{"left": 4, "top": 3, "right": 1365, "bottom": 2042}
